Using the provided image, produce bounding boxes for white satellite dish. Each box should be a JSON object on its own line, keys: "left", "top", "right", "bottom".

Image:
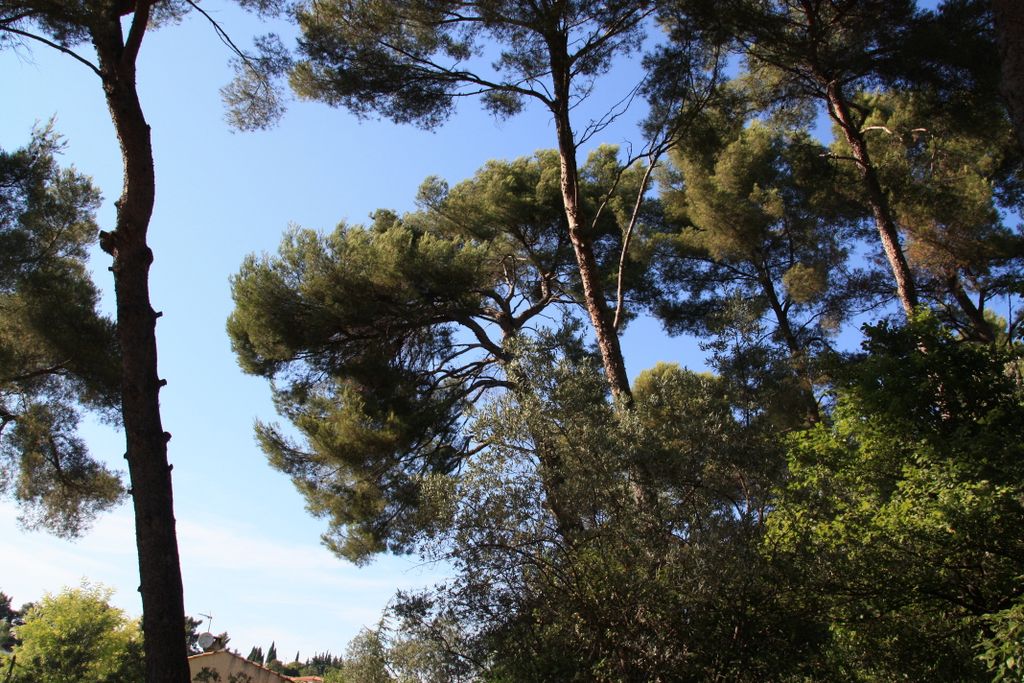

{"left": 197, "top": 632, "right": 216, "bottom": 651}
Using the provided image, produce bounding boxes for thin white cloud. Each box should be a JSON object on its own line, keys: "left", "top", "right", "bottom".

{"left": 0, "top": 501, "right": 141, "bottom": 614}
{"left": 2, "top": 499, "right": 447, "bottom": 656}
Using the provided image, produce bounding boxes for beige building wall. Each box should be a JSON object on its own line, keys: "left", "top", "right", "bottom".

{"left": 188, "top": 650, "right": 295, "bottom": 683}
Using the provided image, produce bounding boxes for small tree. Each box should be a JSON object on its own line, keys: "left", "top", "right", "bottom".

{"left": 6, "top": 584, "right": 144, "bottom": 683}
{"left": 340, "top": 629, "right": 391, "bottom": 683}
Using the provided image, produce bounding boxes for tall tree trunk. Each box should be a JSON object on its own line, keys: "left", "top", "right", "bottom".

{"left": 993, "top": 0, "right": 1024, "bottom": 151}
{"left": 547, "top": 43, "right": 632, "bottom": 402}
{"left": 92, "top": 6, "right": 190, "bottom": 683}
{"left": 539, "top": 38, "right": 674, "bottom": 529}
{"left": 825, "top": 82, "right": 918, "bottom": 317}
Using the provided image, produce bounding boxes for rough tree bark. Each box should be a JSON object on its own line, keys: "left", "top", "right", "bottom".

{"left": 548, "top": 35, "right": 633, "bottom": 402}
{"left": 91, "top": 3, "right": 190, "bottom": 682}
{"left": 825, "top": 81, "right": 918, "bottom": 317}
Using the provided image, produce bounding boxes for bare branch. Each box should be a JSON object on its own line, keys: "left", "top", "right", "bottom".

{"left": 578, "top": 76, "right": 645, "bottom": 147}
{"left": 454, "top": 315, "right": 507, "bottom": 359}
{"left": 0, "top": 25, "right": 101, "bottom": 76}
{"left": 861, "top": 124, "right": 928, "bottom": 137}
{"left": 613, "top": 154, "right": 660, "bottom": 331}
{"left": 184, "top": 0, "right": 252, "bottom": 63}
{"left": 860, "top": 124, "right": 895, "bottom": 136}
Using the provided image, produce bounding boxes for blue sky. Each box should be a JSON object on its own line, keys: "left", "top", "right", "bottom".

{"left": 2, "top": 4, "right": 695, "bottom": 658}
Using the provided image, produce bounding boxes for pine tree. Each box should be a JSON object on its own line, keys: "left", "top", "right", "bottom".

{"left": 0, "top": 125, "right": 123, "bottom": 536}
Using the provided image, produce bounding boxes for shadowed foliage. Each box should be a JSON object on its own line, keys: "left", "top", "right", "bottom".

{"left": 0, "top": 125, "right": 122, "bottom": 537}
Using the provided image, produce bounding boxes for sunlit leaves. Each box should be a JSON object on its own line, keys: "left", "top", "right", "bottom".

{"left": 768, "top": 315, "right": 1024, "bottom": 679}
{"left": 5, "top": 584, "right": 144, "bottom": 683}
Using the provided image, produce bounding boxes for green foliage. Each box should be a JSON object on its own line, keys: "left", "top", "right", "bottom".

{"left": 0, "top": 1, "right": 193, "bottom": 43}
{"left": 300, "top": 651, "right": 343, "bottom": 675}
{"left": 5, "top": 583, "right": 144, "bottom": 683}
{"left": 185, "top": 615, "right": 204, "bottom": 655}
{"left": 387, "top": 343, "right": 816, "bottom": 681}
{"left": 221, "top": 33, "right": 292, "bottom": 132}
{"left": 277, "top": 659, "right": 302, "bottom": 676}
{"left": 229, "top": 217, "right": 489, "bottom": 560}
{"left": 228, "top": 150, "right": 647, "bottom": 561}
{"left": 880, "top": 0, "right": 1003, "bottom": 119}
{"left": 246, "top": 645, "right": 263, "bottom": 665}
{"left": 980, "top": 599, "right": 1024, "bottom": 682}
{"left": 340, "top": 629, "right": 390, "bottom": 683}
{"left": 680, "top": 0, "right": 920, "bottom": 104}
{"left": 0, "top": 591, "right": 24, "bottom": 652}
{"left": 669, "top": 0, "right": 936, "bottom": 314}
{"left": 0, "top": 125, "right": 122, "bottom": 537}
{"left": 650, "top": 116, "right": 877, "bottom": 425}
{"left": 655, "top": 119, "right": 871, "bottom": 335}
{"left": 285, "top": 0, "right": 653, "bottom": 128}
{"left": 852, "top": 89, "right": 1024, "bottom": 339}
{"left": 768, "top": 314, "right": 1024, "bottom": 680}
{"left": 331, "top": 621, "right": 472, "bottom": 682}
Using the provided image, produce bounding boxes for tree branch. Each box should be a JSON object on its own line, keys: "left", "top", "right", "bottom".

{"left": 0, "top": 362, "right": 71, "bottom": 385}
{"left": 183, "top": 0, "right": 254, "bottom": 65}
{"left": 122, "top": 0, "right": 153, "bottom": 69}
{"left": 0, "top": 25, "right": 101, "bottom": 76}
{"left": 375, "top": 36, "right": 552, "bottom": 107}
{"left": 613, "top": 154, "right": 659, "bottom": 331}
